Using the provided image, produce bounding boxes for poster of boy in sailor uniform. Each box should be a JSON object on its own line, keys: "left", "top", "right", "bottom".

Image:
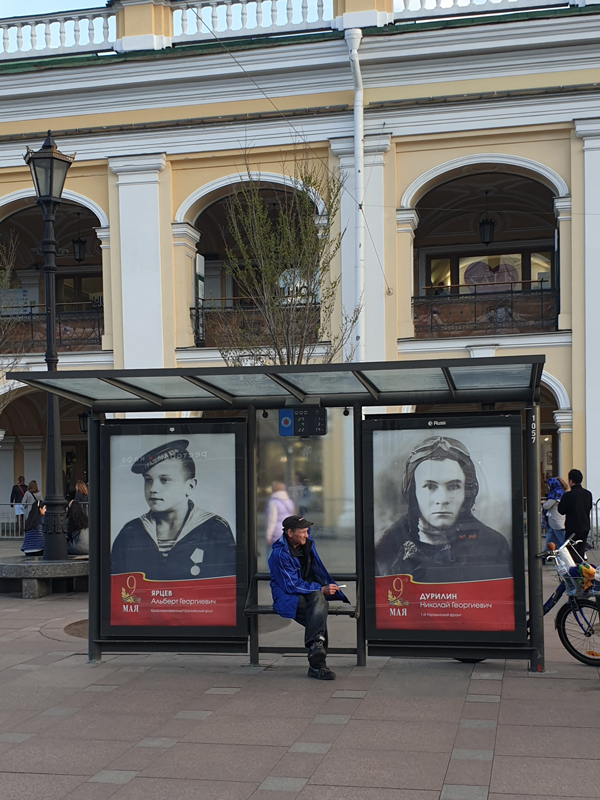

{"left": 110, "top": 437, "right": 236, "bottom": 581}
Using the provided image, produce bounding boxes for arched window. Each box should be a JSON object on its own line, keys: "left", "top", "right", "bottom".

{"left": 412, "top": 172, "right": 557, "bottom": 337}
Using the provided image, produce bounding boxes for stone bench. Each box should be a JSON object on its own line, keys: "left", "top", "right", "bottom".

{"left": 0, "top": 556, "right": 89, "bottom": 599}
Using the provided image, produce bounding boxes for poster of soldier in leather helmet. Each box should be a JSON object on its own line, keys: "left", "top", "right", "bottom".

{"left": 364, "top": 415, "right": 525, "bottom": 638}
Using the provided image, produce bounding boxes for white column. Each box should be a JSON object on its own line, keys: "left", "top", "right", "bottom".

{"left": 172, "top": 223, "right": 201, "bottom": 349}
{"left": 575, "top": 121, "right": 600, "bottom": 498}
{"left": 0, "top": 436, "right": 16, "bottom": 505}
{"left": 109, "top": 154, "right": 167, "bottom": 369}
{"left": 554, "top": 409, "right": 573, "bottom": 478}
{"left": 329, "top": 137, "right": 356, "bottom": 360}
{"left": 94, "top": 227, "right": 112, "bottom": 351}
{"left": 396, "top": 209, "right": 419, "bottom": 341}
{"left": 363, "top": 133, "right": 391, "bottom": 362}
{"left": 330, "top": 134, "right": 391, "bottom": 362}
{"left": 554, "top": 197, "right": 572, "bottom": 331}
{"left": 20, "top": 436, "right": 43, "bottom": 490}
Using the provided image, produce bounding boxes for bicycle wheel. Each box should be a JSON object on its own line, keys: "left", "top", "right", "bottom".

{"left": 556, "top": 599, "right": 600, "bottom": 666}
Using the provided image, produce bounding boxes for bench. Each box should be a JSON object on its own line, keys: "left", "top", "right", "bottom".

{"left": 0, "top": 556, "right": 89, "bottom": 599}
{"left": 244, "top": 572, "right": 357, "bottom": 618}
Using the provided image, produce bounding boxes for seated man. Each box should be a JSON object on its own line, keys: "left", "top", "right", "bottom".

{"left": 268, "top": 515, "right": 349, "bottom": 681}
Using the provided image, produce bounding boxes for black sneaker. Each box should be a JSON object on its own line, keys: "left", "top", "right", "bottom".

{"left": 307, "top": 639, "right": 327, "bottom": 670}
{"left": 308, "top": 665, "right": 336, "bottom": 680}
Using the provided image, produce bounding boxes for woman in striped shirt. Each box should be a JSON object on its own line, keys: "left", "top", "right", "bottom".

{"left": 21, "top": 501, "right": 45, "bottom": 557}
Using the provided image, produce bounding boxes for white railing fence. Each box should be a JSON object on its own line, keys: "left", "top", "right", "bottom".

{"left": 0, "top": 9, "right": 116, "bottom": 60}
{"left": 172, "top": 0, "right": 334, "bottom": 42}
{"left": 0, "top": 0, "right": 598, "bottom": 60}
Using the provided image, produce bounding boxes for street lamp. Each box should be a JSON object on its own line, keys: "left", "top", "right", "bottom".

{"left": 25, "top": 131, "right": 75, "bottom": 561}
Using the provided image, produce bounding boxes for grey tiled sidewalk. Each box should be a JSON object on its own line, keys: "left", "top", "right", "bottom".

{"left": 0, "top": 567, "right": 599, "bottom": 799}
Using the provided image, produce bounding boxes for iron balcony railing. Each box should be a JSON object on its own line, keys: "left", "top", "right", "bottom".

{"left": 0, "top": 303, "right": 104, "bottom": 353}
{"left": 190, "top": 296, "right": 320, "bottom": 348}
{"left": 413, "top": 282, "right": 559, "bottom": 339}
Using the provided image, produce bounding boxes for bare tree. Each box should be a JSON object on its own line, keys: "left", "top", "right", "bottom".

{"left": 0, "top": 232, "right": 25, "bottom": 416}
{"left": 207, "top": 157, "right": 361, "bottom": 366}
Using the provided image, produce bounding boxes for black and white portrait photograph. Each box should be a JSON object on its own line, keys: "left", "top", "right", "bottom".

{"left": 372, "top": 426, "right": 513, "bottom": 584}
{"left": 109, "top": 433, "right": 237, "bottom": 582}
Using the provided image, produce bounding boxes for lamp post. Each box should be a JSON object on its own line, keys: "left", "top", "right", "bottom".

{"left": 25, "top": 131, "right": 75, "bottom": 561}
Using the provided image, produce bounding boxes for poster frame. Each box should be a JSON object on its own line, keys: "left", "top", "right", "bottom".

{"left": 99, "top": 419, "right": 247, "bottom": 640}
{"left": 363, "top": 412, "right": 527, "bottom": 645}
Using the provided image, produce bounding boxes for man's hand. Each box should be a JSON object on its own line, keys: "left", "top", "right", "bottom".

{"left": 320, "top": 584, "right": 339, "bottom": 596}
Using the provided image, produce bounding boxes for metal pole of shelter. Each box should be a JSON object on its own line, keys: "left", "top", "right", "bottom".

{"left": 353, "top": 403, "right": 366, "bottom": 666}
{"left": 87, "top": 414, "right": 101, "bottom": 663}
{"left": 526, "top": 405, "right": 545, "bottom": 672}
{"left": 247, "top": 406, "right": 259, "bottom": 666}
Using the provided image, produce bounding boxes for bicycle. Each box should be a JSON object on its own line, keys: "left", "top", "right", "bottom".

{"left": 539, "top": 536, "right": 600, "bottom": 667}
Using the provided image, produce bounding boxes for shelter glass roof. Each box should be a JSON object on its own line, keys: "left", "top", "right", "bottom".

{"left": 9, "top": 356, "right": 544, "bottom": 413}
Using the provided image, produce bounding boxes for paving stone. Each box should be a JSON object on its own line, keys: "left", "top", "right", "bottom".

{"left": 136, "top": 737, "right": 178, "bottom": 748}
{"left": 84, "top": 685, "right": 118, "bottom": 693}
{"left": 465, "top": 695, "right": 500, "bottom": 703}
{"left": 174, "top": 710, "right": 213, "bottom": 719}
{"left": 440, "top": 787, "right": 488, "bottom": 800}
{"left": 259, "top": 777, "right": 308, "bottom": 792}
{"left": 459, "top": 720, "right": 497, "bottom": 730}
{"left": 470, "top": 673, "right": 503, "bottom": 680}
{"left": 451, "top": 749, "right": 494, "bottom": 761}
{"left": 205, "top": 687, "right": 240, "bottom": 695}
{"left": 312, "top": 715, "right": 349, "bottom": 725}
{"left": 42, "top": 707, "right": 81, "bottom": 716}
{"left": 288, "top": 742, "right": 331, "bottom": 754}
{"left": 0, "top": 731, "right": 35, "bottom": 742}
{"left": 88, "top": 771, "right": 139, "bottom": 785}
{"left": 331, "top": 690, "right": 367, "bottom": 698}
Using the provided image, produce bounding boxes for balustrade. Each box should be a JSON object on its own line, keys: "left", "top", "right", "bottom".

{"left": 0, "top": 9, "right": 115, "bottom": 60}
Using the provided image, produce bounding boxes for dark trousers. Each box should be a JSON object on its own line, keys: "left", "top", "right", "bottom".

{"left": 295, "top": 591, "right": 328, "bottom": 649}
{"left": 568, "top": 531, "right": 590, "bottom": 561}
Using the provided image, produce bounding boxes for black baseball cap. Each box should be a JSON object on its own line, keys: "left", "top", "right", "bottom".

{"left": 282, "top": 515, "right": 313, "bottom": 531}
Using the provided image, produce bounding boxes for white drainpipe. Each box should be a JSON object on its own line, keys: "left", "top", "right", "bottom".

{"left": 345, "top": 28, "right": 365, "bottom": 363}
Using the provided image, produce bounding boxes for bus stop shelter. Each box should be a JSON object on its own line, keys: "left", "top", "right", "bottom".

{"left": 10, "top": 355, "right": 546, "bottom": 671}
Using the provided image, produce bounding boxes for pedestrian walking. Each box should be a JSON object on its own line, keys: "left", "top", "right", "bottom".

{"left": 22, "top": 481, "right": 42, "bottom": 520}
{"left": 21, "top": 501, "right": 45, "bottom": 556}
{"left": 265, "top": 481, "right": 295, "bottom": 549}
{"left": 558, "top": 468, "right": 593, "bottom": 560}
{"left": 10, "top": 476, "right": 26, "bottom": 535}
{"left": 543, "top": 477, "right": 568, "bottom": 550}
{"left": 74, "top": 480, "right": 88, "bottom": 505}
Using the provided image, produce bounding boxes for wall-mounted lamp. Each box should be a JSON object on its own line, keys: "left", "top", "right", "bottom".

{"left": 78, "top": 412, "right": 88, "bottom": 434}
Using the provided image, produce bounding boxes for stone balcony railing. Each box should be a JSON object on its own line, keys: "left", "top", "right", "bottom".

{"left": 0, "top": 0, "right": 594, "bottom": 61}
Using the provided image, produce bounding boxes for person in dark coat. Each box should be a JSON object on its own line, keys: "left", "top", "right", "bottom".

{"left": 375, "top": 436, "right": 512, "bottom": 583}
{"left": 111, "top": 440, "right": 236, "bottom": 581}
{"left": 10, "top": 476, "right": 26, "bottom": 535}
{"left": 557, "top": 468, "right": 593, "bottom": 561}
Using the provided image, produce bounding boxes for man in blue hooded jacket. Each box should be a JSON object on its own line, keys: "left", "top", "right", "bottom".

{"left": 268, "top": 515, "right": 349, "bottom": 680}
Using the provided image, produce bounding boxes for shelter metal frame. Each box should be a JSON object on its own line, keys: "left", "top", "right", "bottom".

{"left": 10, "top": 355, "right": 546, "bottom": 671}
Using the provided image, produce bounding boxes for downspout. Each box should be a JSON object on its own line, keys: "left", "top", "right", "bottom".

{"left": 345, "top": 28, "right": 365, "bottom": 362}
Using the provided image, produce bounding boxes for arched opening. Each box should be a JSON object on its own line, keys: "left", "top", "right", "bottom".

{"left": 0, "top": 201, "right": 103, "bottom": 354}
{"left": 0, "top": 389, "right": 89, "bottom": 526}
{"left": 192, "top": 181, "right": 319, "bottom": 348}
{"left": 412, "top": 171, "right": 558, "bottom": 338}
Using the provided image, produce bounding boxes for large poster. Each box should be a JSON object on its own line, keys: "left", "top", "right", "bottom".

{"left": 365, "top": 415, "right": 525, "bottom": 641}
{"left": 102, "top": 423, "right": 244, "bottom": 633}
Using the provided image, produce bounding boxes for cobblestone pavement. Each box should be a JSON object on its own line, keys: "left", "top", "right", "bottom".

{"left": 0, "top": 563, "right": 598, "bottom": 800}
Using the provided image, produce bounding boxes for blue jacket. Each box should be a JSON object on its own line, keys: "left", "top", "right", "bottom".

{"left": 268, "top": 533, "right": 349, "bottom": 619}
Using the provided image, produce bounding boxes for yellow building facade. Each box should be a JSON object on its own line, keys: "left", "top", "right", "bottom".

{"left": 0, "top": 0, "right": 598, "bottom": 501}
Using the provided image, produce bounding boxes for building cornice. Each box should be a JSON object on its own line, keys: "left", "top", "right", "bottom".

{"left": 397, "top": 331, "right": 572, "bottom": 356}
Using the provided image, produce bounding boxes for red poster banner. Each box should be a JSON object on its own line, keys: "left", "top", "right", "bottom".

{"left": 375, "top": 574, "right": 515, "bottom": 632}
{"left": 110, "top": 573, "right": 236, "bottom": 627}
